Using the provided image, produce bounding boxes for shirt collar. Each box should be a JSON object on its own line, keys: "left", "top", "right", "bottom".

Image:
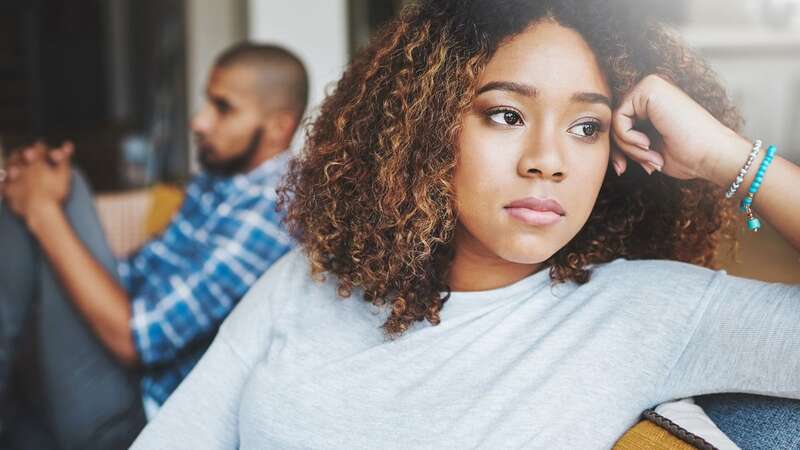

{"left": 203, "top": 149, "right": 292, "bottom": 192}
{"left": 235, "top": 149, "right": 292, "bottom": 186}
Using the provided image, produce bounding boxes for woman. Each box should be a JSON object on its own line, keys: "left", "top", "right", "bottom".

{"left": 132, "top": 0, "right": 799, "bottom": 448}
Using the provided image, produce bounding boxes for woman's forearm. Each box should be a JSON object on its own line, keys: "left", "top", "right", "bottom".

{"left": 705, "top": 133, "right": 800, "bottom": 251}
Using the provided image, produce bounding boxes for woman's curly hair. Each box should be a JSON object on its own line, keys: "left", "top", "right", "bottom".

{"left": 278, "top": 0, "right": 742, "bottom": 336}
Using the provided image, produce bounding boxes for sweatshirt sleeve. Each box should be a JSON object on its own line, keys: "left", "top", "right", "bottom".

{"left": 130, "top": 333, "right": 249, "bottom": 449}
{"left": 660, "top": 271, "right": 800, "bottom": 401}
{"left": 130, "top": 250, "right": 303, "bottom": 449}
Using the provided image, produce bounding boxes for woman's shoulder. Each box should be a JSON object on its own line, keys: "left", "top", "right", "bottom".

{"left": 218, "top": 249, "right": 325, "bottom": 344}
{"left": 219, "top": 248, "right": 386, "bottom": 361}
{"left": 232, "top": 247, "right": 331, "bottom": 315}
{"left": 587, "top": 257, "right": 723, "bottom": 299}
{"left": 594, "top": 257, "right": 718, "bottom": 279}
{"left": 247, "top": 247, "right": 314, "bottom": 294}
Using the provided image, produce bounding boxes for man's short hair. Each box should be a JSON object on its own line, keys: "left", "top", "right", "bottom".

{"left": 214, "top": 42, "right": 309, "bottom": 119}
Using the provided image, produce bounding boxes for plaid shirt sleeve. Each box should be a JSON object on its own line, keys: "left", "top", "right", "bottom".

{"left": 126, "top": 185, "right": 294, "bottom": 368}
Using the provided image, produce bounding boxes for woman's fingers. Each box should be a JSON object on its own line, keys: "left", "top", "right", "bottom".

{"left": 610, "top": 148, "right": 627, "bottom": 176}
{"left": 617, "top": 128, "right": 652, "bottom": 152}
{"left": 612, "top": 127, "right": 664, "bottom": 174}
{"left": 612, "top": 85, "right": 660, "bottom": 174}
{"left": 612, "top": 110, "right": 653, "bottom": 152}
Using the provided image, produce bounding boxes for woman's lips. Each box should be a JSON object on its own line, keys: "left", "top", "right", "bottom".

{"left": 504, "top": 197, "right": 566, "bottom": 226}
{"left": 505, "top": 207, "right": 564, "bottom": 226}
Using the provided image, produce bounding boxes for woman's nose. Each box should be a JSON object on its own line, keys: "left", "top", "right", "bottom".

{"left": 517, "top": 129, "right": 567, "bottom": 181}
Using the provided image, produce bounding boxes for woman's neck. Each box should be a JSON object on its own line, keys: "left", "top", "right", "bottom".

{"left": 448, "top": 234, "right": 544, "bottom": 292}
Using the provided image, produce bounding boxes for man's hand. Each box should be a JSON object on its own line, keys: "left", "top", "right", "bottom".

{"left": 2, "top": 140, "right": 138, "bottom": 365}
{"left": 1, "top": 141, "right": 74, "bottom": 224}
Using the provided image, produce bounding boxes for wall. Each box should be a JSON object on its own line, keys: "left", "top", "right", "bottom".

{"left": 247, "top": 0, "right": 349, "bottom": 147}
{"left": 680, "top": 3, "right": 800, "bottom": 281}
{"left": 185, "top": 0, "right": 247, "bottom": 171}
{"left": 185, "top": 0, "right": 349, "bottom": 168}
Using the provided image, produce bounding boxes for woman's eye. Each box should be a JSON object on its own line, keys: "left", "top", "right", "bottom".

{"left": 568, "top": 121, "right": 601, "bottom": 138}
{"left": 488, "top": 110, "right": 523, "bottom": 126}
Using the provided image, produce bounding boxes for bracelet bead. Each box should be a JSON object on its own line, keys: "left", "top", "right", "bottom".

{"left": 738, "top": 144, "right": 777, "bottom": 232}
{"left": 725, "top": 139, "right": 762, "bottom": 198}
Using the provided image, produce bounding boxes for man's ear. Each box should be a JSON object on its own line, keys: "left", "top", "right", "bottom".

{"left": 264, "top": 111, "right": 299, "bottom": 149}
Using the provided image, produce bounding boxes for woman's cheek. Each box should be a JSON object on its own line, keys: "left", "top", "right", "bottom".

{"left": 568, "top": 157, "right": 609, "bottom": 226}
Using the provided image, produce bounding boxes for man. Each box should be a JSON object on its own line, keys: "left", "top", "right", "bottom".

{"left": 0, "top": 42, "right": 308, "bottom": 449}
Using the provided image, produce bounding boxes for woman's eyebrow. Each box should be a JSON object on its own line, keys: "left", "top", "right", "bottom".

{"left": 571, "top": 92, "right": 611, "bottom": 109}
{"left": 476, "top": 81, "right": 611, "bottom": 109}
{"left": 476, "top": 81, "right": 538, "bottom": 97}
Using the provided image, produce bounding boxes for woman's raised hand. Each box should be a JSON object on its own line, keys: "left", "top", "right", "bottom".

{"left": 611, "top": 74, "right": 744, "bottom": 182}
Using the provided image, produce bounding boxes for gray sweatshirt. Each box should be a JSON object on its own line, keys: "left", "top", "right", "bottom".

{"left": 131, "top": 249, "right": 800, "bottom": 449}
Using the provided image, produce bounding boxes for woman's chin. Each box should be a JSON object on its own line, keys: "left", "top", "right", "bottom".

{"left": 494, "top": 247, "right": 558, "bottom": 266}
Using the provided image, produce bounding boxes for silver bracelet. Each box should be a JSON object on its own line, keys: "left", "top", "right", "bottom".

{"left": 725, "top": 139, "right": 762, "bottom": 198}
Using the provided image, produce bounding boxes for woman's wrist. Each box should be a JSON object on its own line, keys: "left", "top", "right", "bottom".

{"left": 700, "top": 131, "right": 756, "bottom": 192}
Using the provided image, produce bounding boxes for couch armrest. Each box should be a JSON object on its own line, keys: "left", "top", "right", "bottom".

{"left": 94, "top": 189, "right": 152, "bottom": 258}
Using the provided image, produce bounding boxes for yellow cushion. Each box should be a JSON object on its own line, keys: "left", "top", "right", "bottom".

{"left": 613, "top": 420, "right": 698, "bottom": 450}
{"left": 144, "top": 183, "right": 185, "bottom": 237}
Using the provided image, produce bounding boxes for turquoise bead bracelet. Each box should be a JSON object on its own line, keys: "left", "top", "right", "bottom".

{"left": 739, "top": 144, "right": 777, "bottom": 232}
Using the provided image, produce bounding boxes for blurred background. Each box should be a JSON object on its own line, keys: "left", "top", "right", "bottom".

{"left": 0, "top": 0, "right": 798, "bottom": 281}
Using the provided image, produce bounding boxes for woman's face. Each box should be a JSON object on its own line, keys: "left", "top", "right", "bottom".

{"left": 453, "top": 20, "right": 612, "bottom": 272}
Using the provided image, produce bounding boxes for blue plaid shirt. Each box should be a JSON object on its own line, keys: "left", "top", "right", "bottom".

{"left": 118, "top": 151, "right": 294, "bottom": 405}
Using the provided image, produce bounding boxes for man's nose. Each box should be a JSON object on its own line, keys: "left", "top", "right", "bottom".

{"left": 191, "top": 105, "right": 214, "bottom": 134}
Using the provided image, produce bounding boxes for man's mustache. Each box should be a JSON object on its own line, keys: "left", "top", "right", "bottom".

{"left": 193, "top": 134, "right": 215, "bottom": 154}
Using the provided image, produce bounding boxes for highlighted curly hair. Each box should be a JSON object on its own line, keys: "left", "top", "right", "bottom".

{"left": 278, "top": 0, "right": 741, "bottom": 336}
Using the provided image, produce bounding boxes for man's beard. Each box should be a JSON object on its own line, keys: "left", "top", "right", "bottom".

{"left": 197, "top": 127, "right": 264, "bottom": 177}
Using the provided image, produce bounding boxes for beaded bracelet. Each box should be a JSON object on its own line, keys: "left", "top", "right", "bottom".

{"left": 739, "top": 144, "right": 777, "bottom": 232}
{"left": 725, "top": 139, "right": 762, "bottom": 198}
